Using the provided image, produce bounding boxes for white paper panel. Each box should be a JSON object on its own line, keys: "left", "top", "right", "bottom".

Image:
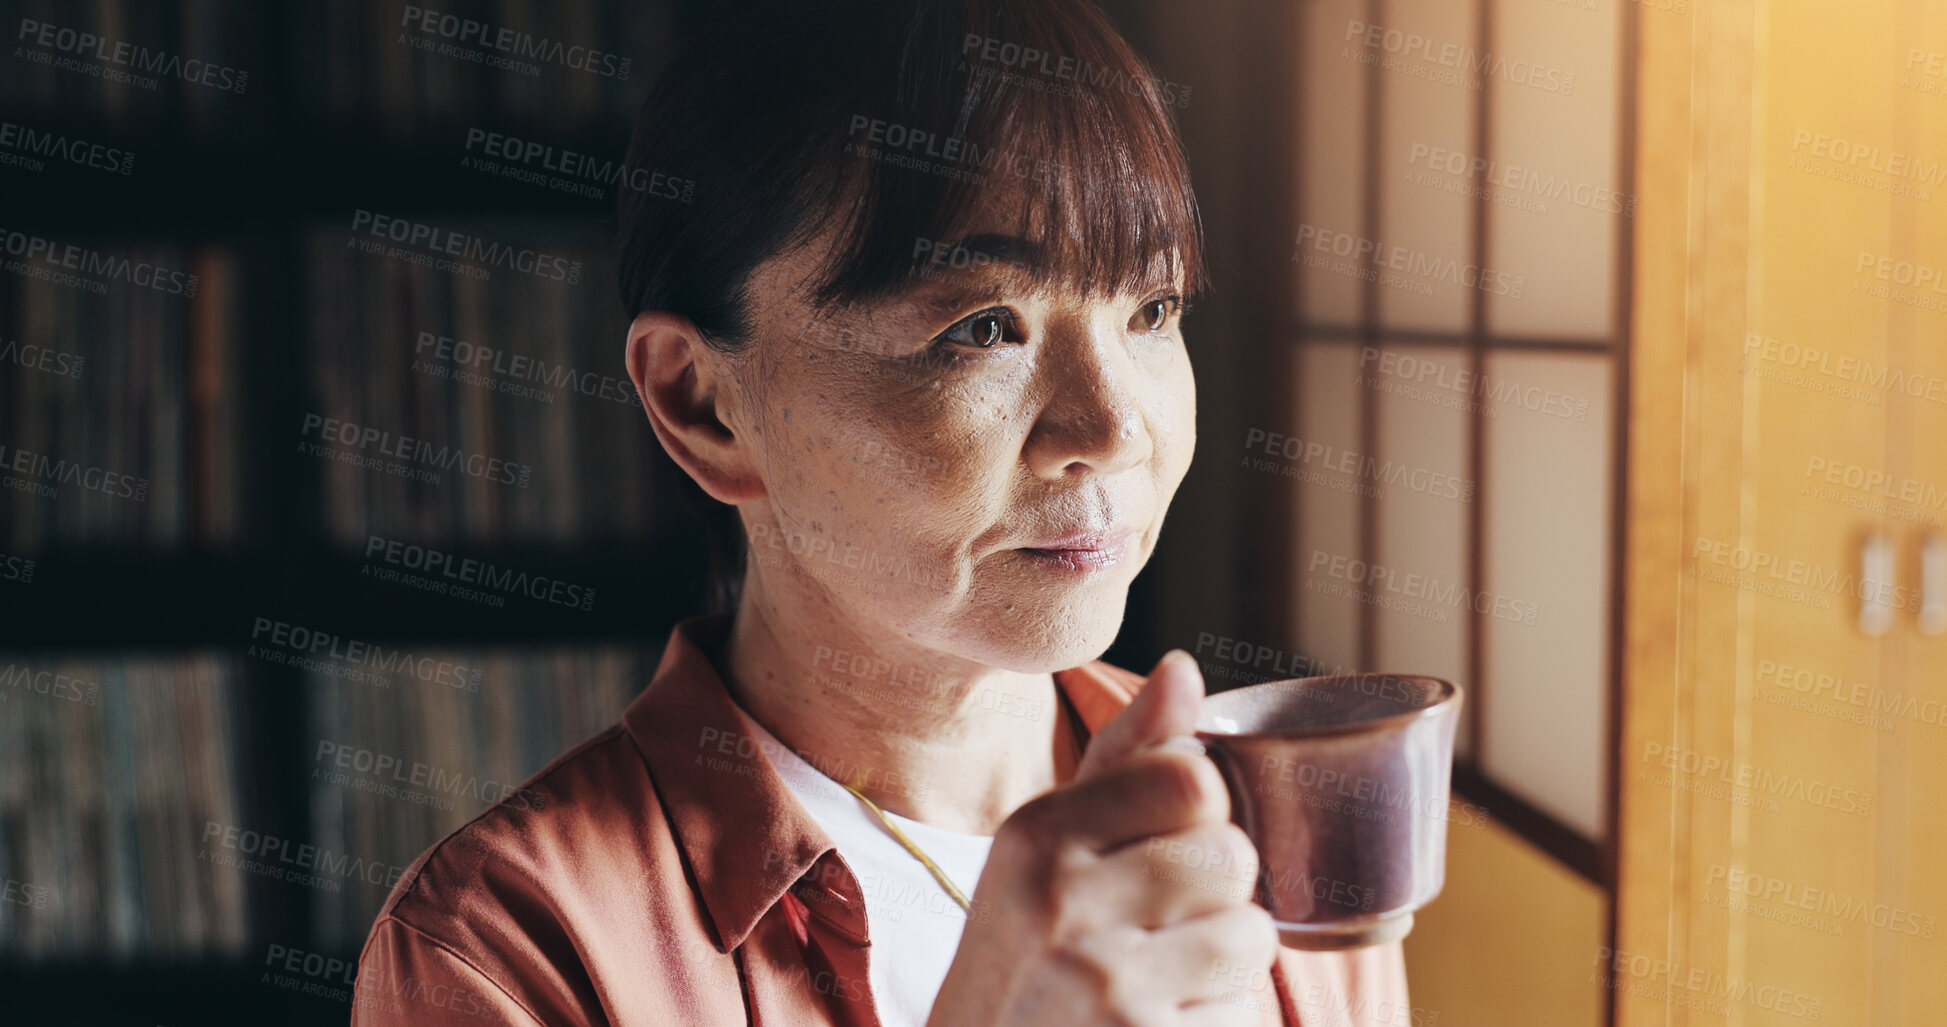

{"left": 1296, "top": 0, "right": 1373, "bottom": 327}
{"left": 1369, "top": 343, "right": 1475, "bottom": 759}
{"left": 1484, "top": 0, "right": 1624, "bottom": 340}
{"left": 1478, "top": 350, "right": 1614, "bottom": 840}
{"left": 1375, "top": 0, "right": 1480, "bottom": 334}
{"left": 1292, "top": 341, "right": 1367, "bottom": 672}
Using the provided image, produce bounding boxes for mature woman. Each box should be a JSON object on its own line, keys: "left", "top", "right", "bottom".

{"left": 353, "top": 1, "right": 1408, "bottom": 1024}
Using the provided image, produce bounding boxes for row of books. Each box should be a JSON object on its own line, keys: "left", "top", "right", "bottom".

{"left": 303, "top": 646, "right": 651, "bottom": 949}
{"left": 303, "top": 225, "right": 664, "bottom": 547}
{"left": 0, "top": 644, "right": 652, "bottom": 959}
{"left": 0, "top": 220, "right": 682, "bottom": 552}
{"left": 0, "top": 654, "right": 249, "bottom": 958}
{"left": 0, "top": 0, "right": 270, "bottom": 139}
{"left": 1, "top": 0, "right": 669, "bottom": 141}
{"left": 0, "top": 247, "right": 241, "bottom": 551}
{"left": 294, "top": 0, "right": 671, "bottom": 139}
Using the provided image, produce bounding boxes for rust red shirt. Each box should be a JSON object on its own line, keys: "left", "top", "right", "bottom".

{"left": 351, "top": 613, "right": 1411, "bottom": 1025}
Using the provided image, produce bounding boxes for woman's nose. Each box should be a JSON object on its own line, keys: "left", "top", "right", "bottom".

{"left": 1022, "top": 324, "right": 1154, "bottom": 480}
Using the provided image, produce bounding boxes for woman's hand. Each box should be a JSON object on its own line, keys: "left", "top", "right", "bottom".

{"left": 926, "top": 651, "right": 1279, "bottom": 1026}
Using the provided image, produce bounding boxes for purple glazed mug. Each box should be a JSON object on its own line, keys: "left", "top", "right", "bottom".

{"left": 1194, "top": 674, "right": 1463, "bottom": 951}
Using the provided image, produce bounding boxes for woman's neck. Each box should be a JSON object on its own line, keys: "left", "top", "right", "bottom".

{"left": 717, "top": 575, "right": 1082, "bottom": 836}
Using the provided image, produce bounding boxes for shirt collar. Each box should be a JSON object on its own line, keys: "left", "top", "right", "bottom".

{"left": 621, "top": 612, "right": 1144, "bottom": 953}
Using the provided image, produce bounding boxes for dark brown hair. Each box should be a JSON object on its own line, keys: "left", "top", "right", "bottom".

{"left": 616, "top": 0, "right": 1205, "bottom": 614}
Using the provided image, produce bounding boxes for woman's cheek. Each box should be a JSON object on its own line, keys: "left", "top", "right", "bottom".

{"left": 844, "top": 430, "right": 949, "bottom": 484}
{"left": 865, "top": 375, "right": 1017, "bottom": 473}
{"left": 1155, "top": 350, "right": 1196, "bottom": 444}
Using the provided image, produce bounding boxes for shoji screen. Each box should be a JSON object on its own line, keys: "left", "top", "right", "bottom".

{"left": 1291, "top": 0, "right": 1628, "bottom": 866}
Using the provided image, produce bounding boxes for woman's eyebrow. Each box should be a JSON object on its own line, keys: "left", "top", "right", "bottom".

{"left": 897, "top": 234, "right": 1185, "bottom": 315}
{"left": 914, "top": 286, "right": 1006, "bottom": 318}
{"left": 904, "top": 234, "right": 1045, "bottom": 313}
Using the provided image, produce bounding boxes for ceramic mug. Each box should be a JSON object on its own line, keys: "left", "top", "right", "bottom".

{"left": 1194, "top": 673, "right": 1463, "bottom": 951}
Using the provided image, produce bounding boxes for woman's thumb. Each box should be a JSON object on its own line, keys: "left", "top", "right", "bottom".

{"left": 1075, "top": 649, "right": 1206, "bottom": 781}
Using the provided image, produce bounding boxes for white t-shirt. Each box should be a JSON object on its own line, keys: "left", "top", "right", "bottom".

{"left": 734, "top": 708, "right": 994, "bottom": 1027}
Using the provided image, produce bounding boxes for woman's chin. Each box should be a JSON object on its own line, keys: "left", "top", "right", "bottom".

{"left": 844, "top": 553, "right": 1141, "bottom": 670}
{"left": 956, "top": 594, "right": 1131, "bottom": 674}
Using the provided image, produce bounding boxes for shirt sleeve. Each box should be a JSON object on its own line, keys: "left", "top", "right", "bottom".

{"left": 352, "top": 915, "right": 548, "bottom": 1027}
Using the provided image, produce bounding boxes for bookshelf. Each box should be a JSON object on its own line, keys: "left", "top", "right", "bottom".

{"left": 0, "top": 2, "right": 700, "bottom": 1023}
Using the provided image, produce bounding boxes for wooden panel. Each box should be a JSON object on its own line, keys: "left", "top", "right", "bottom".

{"left": 1405, "top": 804, "right": 1608, "bottom": 1027}
{"left": 1614, "top": 0, "right": 1697, "bottom": 1019}
{"left": 1620, "top": 0, "right": 1946, "bottom": 1023}
{"left": 1876, "top": 2, "right": 1947, "bottom": 1023}
{"left": 1731, "top": 6, "right": 1899, "bottom": 1021}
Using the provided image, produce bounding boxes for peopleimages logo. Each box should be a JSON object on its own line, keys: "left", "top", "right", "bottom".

{"left": 1692, "top": 536, "right": 1918, "bottom": 611}
{"left": 298, "top": 413, "right": 534, "bottom": 488}
{"left": 1640, "top": 742, "right": 1873, "bottom": 816}
{"left": 0, "top": 552, "right": 34, "bottom": 584}
{"left": 0, "top": 338, "right": 85, "bottom": 380}
{"left": 1243, "top": 427, "right": 1476, "bottom": 502}
{"left": 1852, "top": 251, "right": 1947, "bottom": 315}
{"left": 262, "top": 944, "right": 355, "bottom": 1003}
{"left": 960, "top": 32, "right": 1192, "bottom": 108}
{"left": 347, "top": 210, "right": 582, "bottom": 284}
{"left": 1591, "top": 947, "right": 1822, "bottom": 1022}
{"left": 1344, "top": 20, "right": 1575, "bottom": 95}
{"left": 249, "top": 616, "right": 482, "bottom": 691}
{"left": 1406, "top": 142, "right": 1635, "bottom": 217}
{"left": 1703, "top": 864, "right": 1936, "bottom": 940}
{"left": 1308, "top": 549, "right": 1541, "bottom": 626}
{"left": 1741, "top": 332, "right": 1947, "bottom": 407}
{"left": 0, "top": 442, "right": 149, "bottom": 501}
{"left": 399, "top": 6, "right": 631, "bottom": 80}
{"left": 15, "top": 18, "right": 249, "bottom": 93}
{"left": 461, "top": 129, "right": 694, "bottom": 202}
{"left": 845, "top": 115, "right": 1060, "bottom": 183}
{"left": 200, "top": 822, "right": 409, "bottom": 892}
{"left": 1294, "top": 225, "right": 1526, "bottom": 299}
{"left": 0, "top": 229, "right": 198, "bottom": 296}
{"left": 1358, "top": 347, "right": 1590, "bottom": 421}
{"left": 1789, "top": 130, "right": 1947, "bottom": 186}
{"left": 0, "top": 121, "right": 134, "bottom": 175}
{"left": 364, "top": 535, "right": 598, "bottom": 612}
{"left": 314, "top": 741, "right": 545, "bottom": 813}
{"left": 0, "top": 663, "right": 101, "bottom": 705}
{"left": 413, "top": 331, "right": 641, "bottom": 408}
{"left": 1855, "top": 252, "right": 1947, "bottom": 293}
{"left": 1908, "top": 48, "right": 1947, "bottom": 97}
{"left": 1, "top": 878, "right": 51, "bottom": 911}
{"left": 1757, "top": 659, "right": 1947, "bottom": 729}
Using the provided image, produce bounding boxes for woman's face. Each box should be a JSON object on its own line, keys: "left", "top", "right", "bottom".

{"left": 723, "top": 203, "right": 1197, "bottom": 674}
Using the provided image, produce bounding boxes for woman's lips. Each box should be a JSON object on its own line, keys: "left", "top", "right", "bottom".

{"left": 1018, "top": 529, "right": 1133, "bottom": 572}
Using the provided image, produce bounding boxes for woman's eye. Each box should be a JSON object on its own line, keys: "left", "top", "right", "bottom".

{"left": 936, "top": 308, "right": 1022, "bottom": 349}
{"left": 1132, "top": 294, "right": 1182, "bottom": 333}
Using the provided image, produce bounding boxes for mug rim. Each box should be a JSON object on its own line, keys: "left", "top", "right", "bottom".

{"left": 1194, "top": 673, "right": 1463, "bottom": 740}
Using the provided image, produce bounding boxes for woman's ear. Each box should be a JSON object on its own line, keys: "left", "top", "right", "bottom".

{"left": 625, "top": 310, "right": 767, "bottom": 505}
